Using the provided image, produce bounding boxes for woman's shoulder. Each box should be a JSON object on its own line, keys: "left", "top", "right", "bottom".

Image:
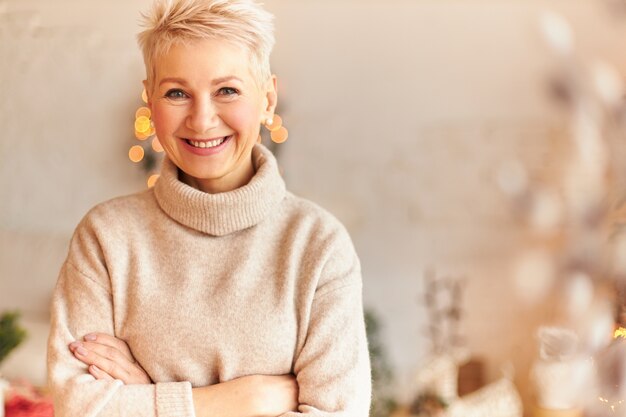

{"left": 280, "top": 191, "right": 354, "bottom": 246}
{"left": 64, "top": 189, "right": 158, "bottom": 271}
{"left": 75, "top": 188, "right": 157, "bottom": 234}
{"left": 281, "top": 192, "right": 361, "bottom": 291}
{"left": 282, "top": 191, "right": 344, "bottom": 226}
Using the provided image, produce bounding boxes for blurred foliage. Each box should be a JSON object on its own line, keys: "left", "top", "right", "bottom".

{"left": 365, "top": 309, "right": 397, "bottom": 417}
{"left": 409, "top": 392, "right": 448, "bottom": 417}
{"left": 0, "top": 311, "right": 27, "bottom": 366}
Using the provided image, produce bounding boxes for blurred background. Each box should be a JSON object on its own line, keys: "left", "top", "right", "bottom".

{"left": 2, "top": 0, "right": 626, "bottom": 416}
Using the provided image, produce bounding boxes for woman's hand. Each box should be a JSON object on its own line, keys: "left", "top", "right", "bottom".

{"left": 193, "top": 374, "right": 299, "bottom": 417}
{"left": 69, "top": 333, "right": 152, "bottom": 385}
{"left": 69, "top": 334, "right": 298, "bottom": 417}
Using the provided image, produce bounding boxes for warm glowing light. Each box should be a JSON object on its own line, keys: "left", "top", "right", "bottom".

{"left": 142, "top": 89, "right": 148, "bottom": 104}
{"left": 614, "top": 327, "right": 626, "bottom": 339}
{"left": 267, "top": 115, "right": 282, "bottom": 132}
{"left": 129, "top": 145, "right": 145, "bottom": 163}
{"left": 598, "top": 396, "right": 625, "bottom": 412}
{"left": 135, "top": 116, "right": 151, "bottom": 133}
{"left": 135, "top": 129, "right": 150, "bottom": 140}
{"left": 147, "top": 174, "right": 160, "bottom": 188}
{"left": 271, "top": 126, "right": 288, "bottom": 143}
{"left": 151, "top": 137, "right": 164, "bottom": 153}
{"left": 135, "top": 107, "right": 151, "bottom": 119}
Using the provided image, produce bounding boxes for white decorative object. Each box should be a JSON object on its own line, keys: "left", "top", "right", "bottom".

{"left": 530, "top": 327, "right": 591, "bottom": 411}
{"left": 412, "top": 351, "right": 523, "bottom": 417}
{"left": 446, "top": 378, "right": 523, "bottom": 417}
{"left": 414, "top": 354, "right": 460, "bottom": 404}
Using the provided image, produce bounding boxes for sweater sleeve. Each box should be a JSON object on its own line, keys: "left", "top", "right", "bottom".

{"left": 285, "top": 227, "right": 372, "bottom": 416}
{"left": 46, "top": 221, "right": 196, "bottom": 417}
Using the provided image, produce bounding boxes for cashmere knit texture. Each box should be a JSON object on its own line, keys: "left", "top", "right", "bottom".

{"left": 47, "top": 144, "right": 372, "bottom": 417}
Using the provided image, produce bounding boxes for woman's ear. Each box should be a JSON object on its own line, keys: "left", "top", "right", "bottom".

{"left": 142, "top": 79, "right": 152, "bottom": 108}
{"left": 264, "top": 75, "right": 278, "bottom": 119}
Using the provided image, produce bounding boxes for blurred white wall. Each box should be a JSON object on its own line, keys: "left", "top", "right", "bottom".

{"left": 1, "top": 0, "right": 626, "bottom": 410}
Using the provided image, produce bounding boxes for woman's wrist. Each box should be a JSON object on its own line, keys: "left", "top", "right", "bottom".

{"left": 191, "top": 386, "right": 212, "bottom": 417}
{"left": 191, "top": 378, "right": 256, "bottom": 417}
{"left": 191, "top": 374, "right": 298, "bottom": 417}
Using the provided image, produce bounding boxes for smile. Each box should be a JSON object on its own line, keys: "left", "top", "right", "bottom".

{"left": 185, "top": 136, "right": 230, "bottom": 149}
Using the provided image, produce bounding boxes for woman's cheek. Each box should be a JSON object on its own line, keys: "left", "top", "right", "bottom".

{"left": 149, "top": 106, "right": 183, "bottom": 159}
{"left": 152, "top": 107, "right": 180, "bottom": 142}
{"left": 151, "top": 106, "right": 168, "bottom": 132}
{"left": 224, "top": 102, "right": 261, "bottom": 132}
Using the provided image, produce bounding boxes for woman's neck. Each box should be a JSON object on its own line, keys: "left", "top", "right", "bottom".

{"left": 178, "top": 159, "right": 255, "bottom": 194}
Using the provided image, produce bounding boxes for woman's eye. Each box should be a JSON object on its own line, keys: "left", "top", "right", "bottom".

{"left": 218, "top": 87, "right": 239, "bottom": 96}
{"left": 165, "top": 89, "right": 187, "bottom": 99}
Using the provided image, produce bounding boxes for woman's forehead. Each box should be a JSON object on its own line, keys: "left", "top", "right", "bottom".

{"left": 154, "top": 38, "right": 254, "bottom": 84}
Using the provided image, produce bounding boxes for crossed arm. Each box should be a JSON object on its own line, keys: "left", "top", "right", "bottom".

{"left": 50, "top": 218, "right": 371, "bottom": 416}
{"left": 68, "top": 333, "right": 299, "bottom": 417}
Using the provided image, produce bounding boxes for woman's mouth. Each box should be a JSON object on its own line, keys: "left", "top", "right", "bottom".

{"left": 185, "top": 136, "right": 230, "bottom": 148}
{"left": 181, "top": 135, "right": 232, "bottom": 156}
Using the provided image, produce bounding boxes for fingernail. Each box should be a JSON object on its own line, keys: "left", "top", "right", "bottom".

{"left": 69, "top": 342, "right": 81, "bottom": 350}
{"left": 84, "top": 333, "right": 97, "bottom": 342}
{"left": 76, "top": 346, "right": 88, "bottom": 356}
{"left": 91, "top": 365, "right": 100, "bottom": 373}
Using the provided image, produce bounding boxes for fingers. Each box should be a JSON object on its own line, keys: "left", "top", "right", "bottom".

{"left": 83, "top": 333, "right": 135, "bottom": 363}
{"left": 68, "top": 336, "right": 152, "bottom": 385}
{"left": 69, "top": 341, "right": 132, "bottom": 382}
{"left": 89, "top": 364, "right": 114, "bottom": 381}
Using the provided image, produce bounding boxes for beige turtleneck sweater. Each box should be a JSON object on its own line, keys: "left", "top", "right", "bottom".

{"left": 47, "top": 144, "right": 371, "bottom": 417}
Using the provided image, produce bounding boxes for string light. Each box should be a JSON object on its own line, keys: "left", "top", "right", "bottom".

{"left": 271, "top": 126, "right": 289, "bottom": 143}
{"left": 135, "top": 116, "right": 151, "bottom": 134}
{"left": 129, "top": 145, "right": 145, "bottom": 163}
{"left": 151, "top": 137, "right": 164, "bottom": 153}
{"left": 135, "top": 130, "right": 150, "bottom": 140}
{"left": 599, "top": 396, "right": 624, "bottom": 413}
{"left": 147, "top": 174, "right": 160, "bottom": 188}
{"left": 135, "top": 107, "right": 151, "bottom": 119}
{"left": 130, "top": 88, "right": 162, "bottom": 187}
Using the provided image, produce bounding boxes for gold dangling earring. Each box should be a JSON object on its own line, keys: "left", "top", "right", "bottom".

{"left": 264, "top": 114, "right": 288, "bottom": 143}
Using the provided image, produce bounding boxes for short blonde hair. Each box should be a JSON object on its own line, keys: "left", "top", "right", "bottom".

{"left": 137, "top": 0, "right": 275, "bottom": 88}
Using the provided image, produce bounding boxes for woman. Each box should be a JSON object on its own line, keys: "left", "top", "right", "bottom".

{"left": 46, "top": 0, "right": 371, "bottom": 416}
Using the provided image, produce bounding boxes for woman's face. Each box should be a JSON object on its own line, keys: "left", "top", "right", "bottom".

{"left": 146, "top": 38, "right": 277, "bottom": 193}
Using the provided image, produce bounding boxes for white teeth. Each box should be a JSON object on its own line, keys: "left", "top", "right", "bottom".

{"left": 187, "top": 137, "right": 227, "bottom": 148}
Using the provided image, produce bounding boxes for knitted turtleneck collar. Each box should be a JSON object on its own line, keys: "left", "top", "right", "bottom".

{"left": 154, "top": 144, "right": 286, "bottom": 236}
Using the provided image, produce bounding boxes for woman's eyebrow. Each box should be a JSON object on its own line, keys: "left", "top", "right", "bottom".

{"left": 158, "top": 76, "right": 243, "bottom": 86}
{"left": 212, "top": 76, "right": 243, "bottom": 85}
{"left": 159, "top": 77, "right": 188, "bottom": 86}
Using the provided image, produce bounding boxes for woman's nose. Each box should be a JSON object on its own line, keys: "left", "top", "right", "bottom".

{"left": 186, "top": 97, "right": 219, "bottom": 134}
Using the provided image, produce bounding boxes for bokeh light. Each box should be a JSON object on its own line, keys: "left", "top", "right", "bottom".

{"left": 135, "top": 129, "right": 150, "bottom": 140}
{"left": 152, "top": 137, "right": 164, "bottom": 153}
{"left": 267, "top": 115, "right": 283, "bottom": 132}
{"left": 135, "top": 107, "right": 151, "bottom": 119}
{"left": 129, "top": 145, "right": 145, "bottom": 163}
{"left": 147, "top": 174, "right": 160, "bottom": 188}
{"left": 271, "top": 126, "right": 288, "bottom": 143}
{"left": 135, "top": 116, "right": 151, "bottom": 133}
